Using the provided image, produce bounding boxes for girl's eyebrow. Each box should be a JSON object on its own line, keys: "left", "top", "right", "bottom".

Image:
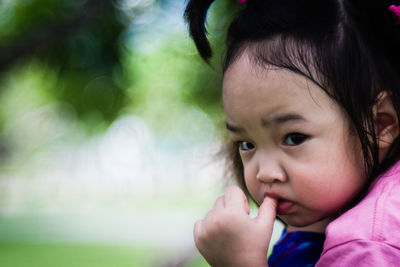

{"left": 226, "top": 122, "right": 244, "bottom": 133}
{"left": 226, "top": 113, "right": 308, "bottom": 132}
{"left": 261, "top": 113, "right": 308, "bottom": 127}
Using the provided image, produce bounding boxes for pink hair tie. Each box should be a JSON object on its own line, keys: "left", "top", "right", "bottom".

{"left": 389, "top": 5, "right": 400, "bottom": 24}
{"left": 237, "top": 0, "right": 246, "bottom": 4}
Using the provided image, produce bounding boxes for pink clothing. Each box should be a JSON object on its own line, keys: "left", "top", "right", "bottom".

{"left": 316, "top": 160, "right": 400, "bottom": 266}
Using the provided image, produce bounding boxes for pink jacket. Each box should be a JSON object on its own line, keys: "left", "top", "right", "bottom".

{"left": 316, "top": 160, "right": 400, "bottom": 266}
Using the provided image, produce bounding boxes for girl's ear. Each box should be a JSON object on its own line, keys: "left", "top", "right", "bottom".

{"left": 373, "top": 91, "right": 399, "bottom": 150}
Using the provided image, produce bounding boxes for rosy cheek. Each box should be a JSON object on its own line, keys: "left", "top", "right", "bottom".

{"left": 292, "top": 176, "right": 332, "bottom": 206}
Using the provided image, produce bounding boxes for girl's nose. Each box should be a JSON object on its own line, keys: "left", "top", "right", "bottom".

{"left": 256, "top": 156, "right": 287, "bottom": 183}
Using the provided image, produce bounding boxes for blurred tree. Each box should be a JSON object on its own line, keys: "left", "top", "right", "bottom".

{"left": 0, "top": 0, "right": 243, "bottom": 152}
{"left": 0, "top": 0, "right": 240, "bottom": 130}
{"left": 0, "top": 0, "right": 128, "bottom": 131}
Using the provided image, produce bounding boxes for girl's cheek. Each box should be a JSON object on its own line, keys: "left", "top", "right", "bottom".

{"left": 243, "top": 166, "right": 259, "bottom": 199}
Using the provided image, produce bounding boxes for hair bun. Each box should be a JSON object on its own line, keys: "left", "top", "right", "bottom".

{"left": 184, "top": 0, "right": 216, "bottom": 62}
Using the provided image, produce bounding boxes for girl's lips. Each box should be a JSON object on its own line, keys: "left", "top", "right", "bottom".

{"left": 264, "top": 193, "right": 294, "bottom": 215}
{"left": 276, "top": 199, "right": 294, "bottom": 215}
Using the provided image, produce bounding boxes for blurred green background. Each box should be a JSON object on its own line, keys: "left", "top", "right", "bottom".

{"left": 0, "top": 0, "right": 234, "bottom": 266}
{"left": 0, "top": 1, "right": 284, "bottom": 266}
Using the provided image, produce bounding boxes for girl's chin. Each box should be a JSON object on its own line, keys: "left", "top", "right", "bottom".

{"left": 282, "top": 216, "right": 334, "bottom": 233}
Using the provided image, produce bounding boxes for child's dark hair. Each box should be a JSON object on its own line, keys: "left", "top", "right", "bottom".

{"left": 185, "top": 0, "right": 400, "bottom": 193}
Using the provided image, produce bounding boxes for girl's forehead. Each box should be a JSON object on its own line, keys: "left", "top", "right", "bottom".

{"left": 222, "top": 54, "right": 342, "bottom": 121}
{"left": 223, "top": 54, "right": 305, "bottom": 99}
{"left": 223, "top": 52, "right": 258, "bottom": 81}
{"left": 223, "top": 54, "right": 267, "bottom": 97}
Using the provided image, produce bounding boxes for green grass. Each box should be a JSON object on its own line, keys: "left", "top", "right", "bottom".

{"left": 0, "top": 212, "right": 212, "bottom": 267}
{"left": 0, "top": 243, "right": 209, "bottom": 267}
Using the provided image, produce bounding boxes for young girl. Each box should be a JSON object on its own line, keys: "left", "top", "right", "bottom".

{"left": 184, "top": 0, "right": 400, "bottom": 266}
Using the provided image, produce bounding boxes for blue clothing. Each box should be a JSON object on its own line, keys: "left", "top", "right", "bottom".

{"left": 268, "top": 229, "right": 325, "bottom": 267}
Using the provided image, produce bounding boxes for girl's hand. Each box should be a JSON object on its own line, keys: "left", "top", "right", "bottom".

{"left": 194, "top": 185, "right": 277, "bottom": 267}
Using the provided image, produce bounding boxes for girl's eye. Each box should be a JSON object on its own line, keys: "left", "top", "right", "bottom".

{"left": 238, "top": 141, "right": 255, "bottom": 151}
{"left": 284, "top": 133, "right": 308, "bottom": 146}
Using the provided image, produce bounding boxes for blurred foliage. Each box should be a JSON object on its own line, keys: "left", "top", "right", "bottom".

{"left": 0, "top": 0, "right": 127, "bottom": 135}
{"left": 0, "top": 0, "right": 242, "bottom": 160}
{"left": 0, "top": 0, "right": 240, "bottom": 133}
{"left": 0, "top": 0, "right": 244, "bottom": 265}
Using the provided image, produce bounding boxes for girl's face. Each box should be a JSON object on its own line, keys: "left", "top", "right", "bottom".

{"left": 223, "top": 54, "right": 367, "bottom": 227}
